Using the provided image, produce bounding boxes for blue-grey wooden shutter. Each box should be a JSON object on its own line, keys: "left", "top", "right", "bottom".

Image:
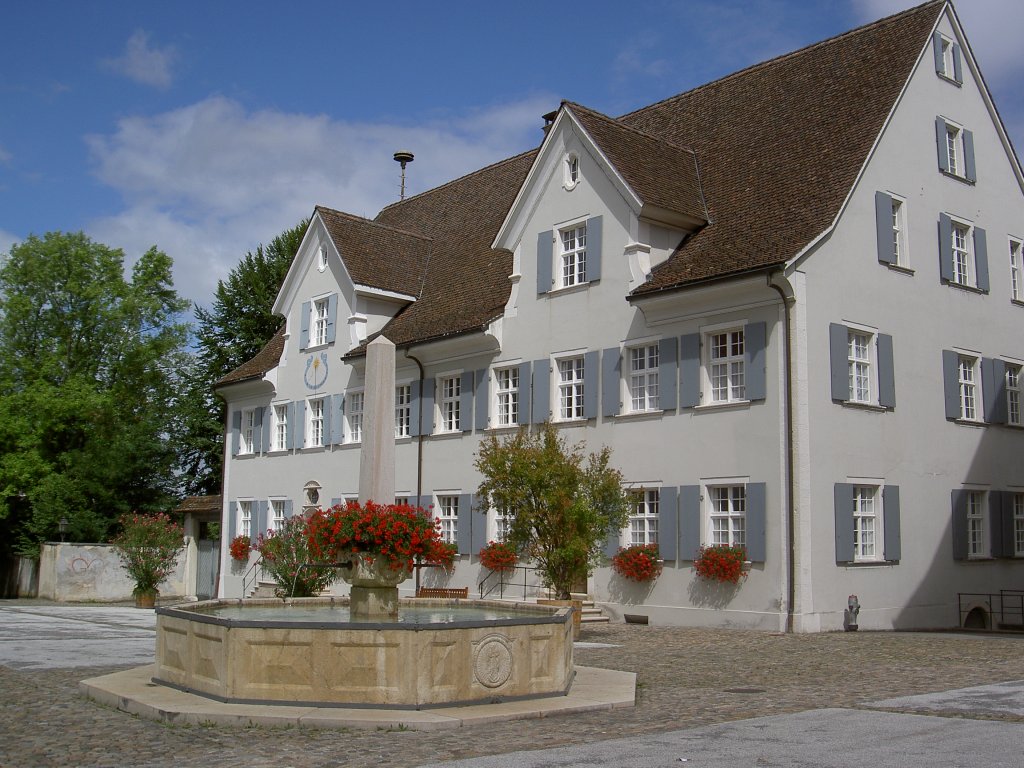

{"left": 252, "top": 407, "right": 263, "bottom": 453}
{"left": 951, "top": 489, "right": 969, "bottom": 560}
{"left": 331, "top": 497, "right": 342, "bottom": 508}
{"left": 936, "top": 117, "right": 950, "bottom": 173}
{"left": 330, "top": 394, "right": 344, "bottom": 444}
{"left": 973, "top": 226, "right": 988, "bottom": 291}
{"left": 322, "top": 397, "right": 332, "bottom": 446}
{"left": 585, "top": 215, "right": 602, "bottom": 283}
{"left": 988, "top": 492, "right": 1005, "bottom": 558}
{"left": 284, "top": 499, "right": 294, "bottom": 518}
{"left": 875, "top": 191, "right": 896, "bottom": 264}
{"left": 981, "top": 357, "right": 1007, "bottom": 424}
{"left": 829, "top": 323, "right": 849, "bottom": 402}
{"left": 680, "top": 485, "right": 701, "bottom": 560}
{"left": 932, "top": 31, "right": 943, "bottom": 75}
{"left": 326, "top": 294, "right": 338, "bottom": 343}
{"left": 942, "top": 350, "right": 962, "bottom": 420}
{"left": 746, "top": 482, "right": 766, "bottom": 563}
{"left": 299, "top": 301, "right": 311, "bottom": 350}
{"left": 262, "top": 406, "right": 272, "bottom": 452}
{"left": 518, "top": 361, "right": 532, "bottom": 425}
{"left": 883, "top": 485, "right": 901, "bottom": 561}
{"left": 604, "top": 526, "right": 622, "bottom": 559}
{"left": 228, "top": 501, "right": 237, "bottom": 542}
{"left": 834, "top": 483, "right": 855, "bottom": 563}
{"left": 952, "top": 43, "right": 962, "bottom": 83}
{"left": 474, "top": 369, "right": 488, "bottom": 431}
{"left": 257, "top": 500, "right": 269, "bottom": 539}
{"left": 457, "top": 493, "right": 472, "bottom": 554}
{"left": 410, "top": 380, "right": 422, "bottom": 437}
{"left": 938, "top": 213, "right": 954, "bottom": 282}
{"left": 745, "top": 322, "right": 767, "bottom": 401}
{"left": 532, "top": 359, "right": 550, "bottom": 422}
{"left": 680, "top": 334, "right": 700, "bottom": 408}
{"left": 998, "top": 492, "right": 1015, "bottom": 558}
{"left": 537, "top": 230, "right": 552, "bottom": 294}
{"left": 286, "top": 401, "right": 296, "bottom": 449}
{"left": 418, "top": 495, "right": 433, "bottom": 513}
{"left": 877, "top": 333, "right": 896, "bottom": 409}
{"left": 659, "top": 337, "right": 678, "bottom": 411}
{"left": 583, "top": 350, "right": 599, "bottom": 419}
{"left": 471, "top": 498, "right": 488, "bottom": 554}
{"left": 460, "top": 371, "right": 474, "bottom": 433}
{"left": 658, "top": 486, "right": 678, "bottom": 560}
{"left": 230, "top": 410, "right": 242, "bottom": 456}
{"left": 963, "top": 129, "right": 976, "bottom": 182}
{"left": 295, "top": 400, "right": 306, "bottom": 448}
{"left": 421, "top": 378, "right": 435, "bottom": 434}
{"left": 601, "top": 348, "right": 621, "bottom": 418}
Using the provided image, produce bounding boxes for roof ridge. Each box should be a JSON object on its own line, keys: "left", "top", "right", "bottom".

{"left": 315, "top": 204, "right": 434, "bottom": 242}
{"left": 618, "top": 0, "right": 945, "bottom": 122}
{"left": 563, "top": 100, "right": 698, "bottom": 157}
{"left": 377, "top": 148, "right": 540, "bottom": 215}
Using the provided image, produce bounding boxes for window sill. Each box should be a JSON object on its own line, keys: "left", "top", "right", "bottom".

{"left": 545, "top": 282, "right": 591, "bottom": 298}
{"left": 234, "top": 452, "right": 256, "bottom": 460}
{"left": 885, "top": 263, "right": 915, "bottom": 276}
{"left": 430, "top": 430, "right": 464, "bottom": 440}
{"left": 485, "top": 424, "right": 522, "bottom": 434}
{"left": 337, "top": 441, "right": 360, "bottom": 449}
{"left": 613, "top": 409, "right": 665, "bottom": 422}
{"left": 552, "top": 418, "right": 589, "bottom": 428}
{"left": 938, "top": 169, "right": 975, "bottom": 186}
{"left": 964, "top": 556, "right": 996, "bottom": 562}
{"left": 937, "top": 73, "right": 963, "bottom": 87}
{"left": 265, "top": 449, "right": 290, "bottom": 456}
{"left": 303, "top": 342, "right": 332, "bottom": 353}
{"left": 840, "top": 559, "right": 898, "bottom": 567}
{"left": 840, "top": 400, "right": 889, "bottom": 413}
{"left": 694, "top": 400, "right": 751, "bottom": 412}
{"left": 944, "top": 280, "right": 987, "bottom": 295}
{"left": 301, "top": 446, "right": 326, "bottom": 453}
{"left": 1012, "top": 299, "right": 1024, "bottom": 309}
{"left": 952, "top": 418, "right": 987, "bottom": 428}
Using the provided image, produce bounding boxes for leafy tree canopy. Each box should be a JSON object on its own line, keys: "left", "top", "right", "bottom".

{"left": 474, "top": 423, "right": 628, "bottom": 599}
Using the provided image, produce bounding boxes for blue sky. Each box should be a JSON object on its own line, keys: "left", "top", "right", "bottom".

{"left": 1, "top": 1, "right": 1021, "bottom": 310}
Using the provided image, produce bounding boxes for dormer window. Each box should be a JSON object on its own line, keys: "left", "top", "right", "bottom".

{"left": 317, "top": 245, "right": 328, "bottom": 272}
{"left": 564, "top": 153, "right": 579, "bottom": 189}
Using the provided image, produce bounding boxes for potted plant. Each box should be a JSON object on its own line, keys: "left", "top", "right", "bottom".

{"left": 611, "top": 543, "right": 662, "bottom": 583}
{"left": 110, "top": 512, "right": 184, "bottom": 608}
{"left": 255, "top": 516, "right": 335, "bottom": 597}
{"left": 479, "top": 540, "right": 518, "bottom": 572}
{"left": 425, "top": 540, "right": 459, "bottom": 571}
{"left": 693, "top": 544, "right": 747, "bottom": 585}
{"left": 229, "top": 534, "right": 251, "bottom": 563}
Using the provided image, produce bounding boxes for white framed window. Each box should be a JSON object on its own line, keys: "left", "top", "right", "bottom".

{"left": 958, "top": 355, "right": 979, "bottom": 421}
{"left": 395, "top": 384, "right": 411, "bottom": 438}
{"left": 629, "top": 489, "right": 659, "bottom": 546}
{"left": 890, "top": 196, "right": 907, "bottom": 267}
{"left": 238, "top": 500, "right": 252, "bottom": 538}
{"left": 307, "top": 397, "right": 325, "bottom": 447}
{"left": 437, "top": 494, "right": 459, "bottom": 545}
{"left": 564, "top": 153, "right": 579, "bottom": 188}
{"left": 939, "top": 36, "right": 957, "bottom": 80}
{"left": 345, "top": 391, "right": 363, "bottom": 443}
{"left": 317, "top": 245, "right": 328, "bottom": 272}
{"left": 707, "top": 327, "right": 746, "bottom": 403}
{"left": 1007, "top": 364, "right": 1022, "bottom": 426}
{"left": 494, "top": 506, "right": 512, "bottom": 543}
{"left": 494, "top": 366, "right": 519, "bottom": 427}
{"left": 559, "top": 222, "right": 587, "bottom": 288}
{"left": 312, "top": 298, "right": 330, "bottom": 347}
{"left": 438, "top": 375, "right": 461, "bottom": 432}
{"left": 270, "top": 499, "right": 286, "bottom": 532}
{"left": 273, "top": 404, "right": 288, "bottom": 451}
{"left": 1010, "top": 238, "right": 1023, "bottom": 302}
{"left": 708, "top": 484, "right": 746, "bottom": 548}
{"left": 628, "top": 345, "right": 660, "bottom": 412}
{"left": 240, "top": 408, "right": 256, "bottom": 454}
{"left": 1014, "top": 493, "right": 1024, "bottom": 557}
{"left": 852, "top": 485, "right": 880, "bottom": 562}
{"left": 952, "top": 221, "right": 972, "bottom": 286}
{"left": 945, "top": 123, "right": 962, "bottom": 177}
{"left": 966, "top": 490, "right": 986, "bottom": 557}
{"left": 557, "top": 355, "right": 586, "bottom": 420}
{"left": 848, "top": 331, "right": 872, "bottom": 404}
{"left": 394, "top": 496, "right": 410, "bottom": 506}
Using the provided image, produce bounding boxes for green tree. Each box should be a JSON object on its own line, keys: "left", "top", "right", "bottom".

{"left": 0, "top": 232, "right": 188, "bottom": 556}
{"left": 474, "top": 423, "right": 629, "bottom": 599}
{"left": 175, "top": 219, "right": 308, "bottom": 495}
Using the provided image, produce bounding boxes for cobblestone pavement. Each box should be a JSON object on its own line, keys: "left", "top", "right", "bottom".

{"left": 1, "top": 619, "right": 1022, "bottom": 768}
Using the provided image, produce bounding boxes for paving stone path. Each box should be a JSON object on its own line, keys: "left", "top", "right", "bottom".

{"left": 1, "top": 612, "right": 1022, "bottom": 768}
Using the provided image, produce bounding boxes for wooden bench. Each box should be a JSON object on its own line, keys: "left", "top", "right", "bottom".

{"left": 415, "top": 587, "right": 469, "bottom": 599}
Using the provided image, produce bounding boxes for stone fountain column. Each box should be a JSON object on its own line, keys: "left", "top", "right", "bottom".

{"left": 348, "top": 335, "right": 404, "bottom": 618}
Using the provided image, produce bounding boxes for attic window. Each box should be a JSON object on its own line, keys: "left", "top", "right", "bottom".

{"left": 317, "top": 245, "right": 328, "bottom": 272}
{"left": 564, "top": 153, "right": 579, "bottom": 189}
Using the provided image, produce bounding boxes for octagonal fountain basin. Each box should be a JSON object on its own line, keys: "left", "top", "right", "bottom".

{"left": 154, "top": 597, "right": 574, "bottom": 709}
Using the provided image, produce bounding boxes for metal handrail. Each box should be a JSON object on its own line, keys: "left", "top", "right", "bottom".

{"left": 241, "top": 556, "right": 265, "bottom": 597}
{"left": 478, "top": 564, "right": 541, "bottom": 600}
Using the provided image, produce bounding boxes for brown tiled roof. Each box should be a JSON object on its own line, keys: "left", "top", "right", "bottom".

{"left": 315, "top": 206, "right": 431, "bottom": 297}
{"left": 173, "top": 495, "right": 222, "bottom": 515}
{"left": 564, "top": 102, "right": 707, "bottom": 223}
{"left": 626, "top": 0, "right": 944, "bottom": 295}
{"left": 215, "top": 325, "right": 285, "bottom": 387}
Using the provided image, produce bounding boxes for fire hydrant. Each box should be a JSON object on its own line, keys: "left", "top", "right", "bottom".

{"left": 844, "top": 594, "right": 860, "bottom": 631}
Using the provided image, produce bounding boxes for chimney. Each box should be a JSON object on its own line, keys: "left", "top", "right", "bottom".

{"left": 542, "top": 110, "right": 558, "bottom": 136}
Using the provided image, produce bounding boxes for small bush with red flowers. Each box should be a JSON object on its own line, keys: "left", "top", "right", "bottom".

{"left": 693, "top": 544, "right": 747, "bottom": 585}
{"left": 306, "top": 500, "right": 445, "bottom": 573}
{"left": 425, "top": 540, "right": 459, "bottom": 570}
{"left": 255, "top": 516, "right": 336, "bottom": 597}
{"left": 479, "top": 540, "right": 519, "bottom": 572}
{"left": 611, "top": 543, "right": 662, "bottom": 583}
{"left": 229, "top": 534, "right": 251, "bottom": 562}
{"left": 110, "top": 512, "right": 184, "bottom": 597}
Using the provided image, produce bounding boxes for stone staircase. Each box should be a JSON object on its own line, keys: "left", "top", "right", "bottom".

{"left": 573, "top": 593, "right": 610, "bottom": 624}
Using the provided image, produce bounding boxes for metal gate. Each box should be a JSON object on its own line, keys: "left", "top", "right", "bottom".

{"left": 196, "top": 539, "right": 220, "bottom": 600}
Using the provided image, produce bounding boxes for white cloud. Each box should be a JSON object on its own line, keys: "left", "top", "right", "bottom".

{"left": 102, "top": 30, "right": 176, "bottom": 89}
{"left": 85, "top": 95, "right": 552, "bottom": 307}
{"left": 0, "top": 228, "right": 19, "bottom": 257}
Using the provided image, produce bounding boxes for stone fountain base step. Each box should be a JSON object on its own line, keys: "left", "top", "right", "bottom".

{"left": 80, "top": 664, "right": 636, "bottom": 731}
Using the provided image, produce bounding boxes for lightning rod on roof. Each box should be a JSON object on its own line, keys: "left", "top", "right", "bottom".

{"left": 393, "top": 151, "right": 414, "bottom": 200}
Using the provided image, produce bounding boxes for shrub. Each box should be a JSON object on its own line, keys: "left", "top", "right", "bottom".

{"left": 693, "top": 544, "right": 747, "bottom": 584}
{"left": 479, "top": 540, "right": 518, "bottom": 572}
{"left": 255, "top": 515, "right": 335, "bottom": 598}
{"left": 611, "top": 543, "right": 662, "bottom": 582}
{"left": 110, "top": 512, "right": 183, "bottom": 596}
